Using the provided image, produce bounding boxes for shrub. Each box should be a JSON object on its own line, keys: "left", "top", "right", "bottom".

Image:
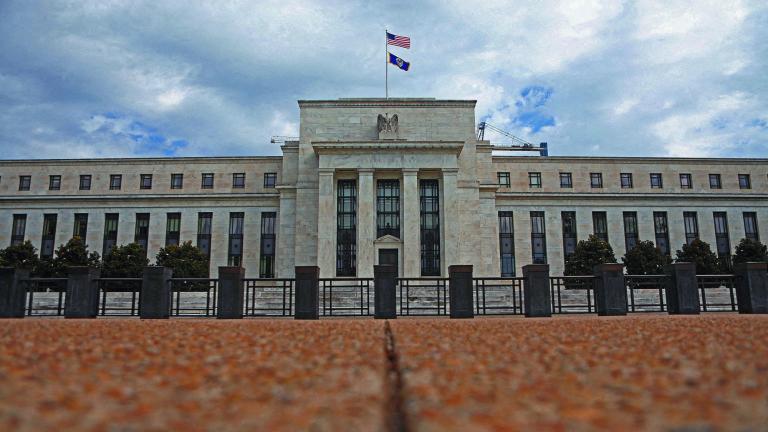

{"left": 35, "top": 237, "right": 101, "bottom": 277}
{"left": 674, "top": 239, "right": 722, "bottom": 274}
{"left": 0, "top": 241, "right": 40, "bottom": 270}
{"left": 155, "top": 241, "right": 209, "bottom": 278}
{"left": 622, "top": 240, "right": 671, "bottom": 275}
{"left": 101, "top": 243, "right": 149, "bottom": 278}
{"left": 564, "top": 234, "right": 617, "bottom": 276}
{"left": 733, "top": 238, "right": 768, "bottom": 265}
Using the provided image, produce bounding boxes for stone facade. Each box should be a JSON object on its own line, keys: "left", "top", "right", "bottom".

{"left": 0, "top": 98, "right": 766, "bottom": 278}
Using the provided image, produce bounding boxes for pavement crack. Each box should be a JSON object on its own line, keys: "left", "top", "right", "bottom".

{"left": 384, "top": 321, "right": 410, "bottom": 432}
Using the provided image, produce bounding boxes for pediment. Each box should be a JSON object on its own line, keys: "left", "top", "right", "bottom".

{"left": 374, "top": 234, "right": 402, "bottom": 244}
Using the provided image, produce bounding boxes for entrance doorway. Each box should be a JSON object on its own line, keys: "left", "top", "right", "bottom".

{"left": 379, "top": 249, "right": 399, "bottom": 276}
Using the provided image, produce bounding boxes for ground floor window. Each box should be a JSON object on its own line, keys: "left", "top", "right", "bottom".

{"left": 260, "top": 212, "right": 276, "bottom": 278}
{"left": 499, "top": 211, "right": 515, "bottom": 277}
{"left": 337, "top": 180, "right": 357, "bottom": 276}
{"left": 420, "top": 180, "right": 440, "bottom": 276}
{"left": 531, "top": 211, "right": 547, "bottom": 264}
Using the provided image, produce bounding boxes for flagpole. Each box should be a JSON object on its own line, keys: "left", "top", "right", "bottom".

{"left": 385, "top": 29, "right": 388, "bottom": 99}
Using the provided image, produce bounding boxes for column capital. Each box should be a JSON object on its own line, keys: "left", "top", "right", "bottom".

{"left": 402, "top": 168, "right": 419, "bottom": 175}
{"left": 441, "top": 168, "right": 459, "bottom": 176}
{"left": 357, "top": 168, "right": 375, "bottom": 175}
{"left": 318, "top": 168, "right": 335, "bottom": 176}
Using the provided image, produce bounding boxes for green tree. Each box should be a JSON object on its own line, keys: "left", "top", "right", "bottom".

{"left": 155, "top": 241, "right": 209, "bottom": 278}
{"left": 733, "top": 238, "right": 768, "bottom": 265}
{"left": 675, "top": 239, "right": 722, "bottom": 274}
{"left": 564, "top": 235, "right": 617, "bottom": 276}
{"left": 622, "top": 240, "right": 671, "bottom": 275}
{"left": 101, "top": 243, "right": 149, "bottom": 278}
{"left": 0, "top": 241, "right": 40, "bottom": 270}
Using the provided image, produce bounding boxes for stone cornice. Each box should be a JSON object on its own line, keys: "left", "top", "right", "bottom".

{"left": 312, "top": 141, "right": 464, "bottom": 155}
{"left": 298, "top": 98, "right": 476, "bottom": 108}
{"left": 495, "top": 192, "right": 768, "bottom": 201}
{"left": 0, "top": 192, "right": 280, "bottom": 202}
{"left": 0, "top": 156, "right": 282, "bottom": 165}
{"left": 492, "top": 156, "right": 768, "bottom": 164}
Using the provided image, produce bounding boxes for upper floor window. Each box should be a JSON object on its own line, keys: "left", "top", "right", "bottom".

{"left": 19, "top": 175, "right": 31, "bottom": 191}
{"left": 264, "top": 172, "right": 277, "bottom": 188}
{"left": 49, "top": 175, "right": 61, "bottom": 191}
{"left": 377, "top": 179, "right": 400, "bottom": 238}
{"left": 109, "top": 174, "right": 122, "bottom": 190}
{"left": 170, "top": 173, "right": 183, "bottom": 189}
{"left": 738, "top": 174, "right": 751, "bottom": 189}
{"left": 680, "top": 173, "right": 692, "bottom": 189}
{"left": 528, "top": 172, "right": 542, "bottom": 188}
{"left": 709, "top": 174, "right": 721, "bottom": 189}
{"left": 590, "top": 172, "right": 603, "bottom": 188}
{"left": 140, "top": 174, "right": 153, "bottom": 189}
{"left": 650, "top": 173, "right": 663, "bottom": 189}
{"left": 79, "top": 175, "right": 92, "bottom": 190}
{"left": 559, "top": 172, "right": 572, "bottom": 188}
{"left": 620, "top": 173, "right": 633, "bottom": 189}
{"left": 201, "top": 173, "right": 214, "bottom": 189}
{"left": 497, "top": 172, "right": 510, "bottom": 187}
{"left": 232, "top": 173, "right": 245, "bottom": 189}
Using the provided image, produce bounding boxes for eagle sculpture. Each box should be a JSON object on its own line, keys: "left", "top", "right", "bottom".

{"left": 377, "top": 113, "right": 398, "bottom": 133}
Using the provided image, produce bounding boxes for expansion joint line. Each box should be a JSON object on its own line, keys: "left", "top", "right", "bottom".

{"left": 384, "top": 321, "right": 410, "bottom": 432}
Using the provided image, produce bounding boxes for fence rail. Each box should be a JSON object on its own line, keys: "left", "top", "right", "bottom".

{"left": 320, "top": 278, "right": 373, "bottom": 316}
{"left": 473, "top": 277, "right": 524, "bottom": 315}
{"left": 24, "top": 278, "right": 68, "bottom": 316}
{"left": 244, "top": 278, "right": 294, "bottom": 317}
{"left": 626, "top": 275, "right": 667, "bottom": 312}
{"left": 398, "top": 278, "right": 448, "bottom": 316}
{"left": 168, "top": 278, "right": 218, "bottom": 317}
{"left": 550, "top": 276, "right": 596, "bottom": 314}
{"left": 96, "top": 278, "right": 142, "bottom": 316}
{"left": 697, "top": 275, "right": 737, "bottom": 312}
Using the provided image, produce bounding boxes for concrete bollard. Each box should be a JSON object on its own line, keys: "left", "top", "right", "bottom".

{"left": 374, "top": 264, "right": 397, "bottom": 319}
{"left": 593, "top": 263, "right": 627, "bottom": 316}
{"left": 295, "top": 266, "right": 319, "bottom": 320}
{"left": 523, "top": 264, "right": 551, "bottom": 317}
{"left": 140, "top": 266, "right": 173, "bottom": 319}
{"left": 0, "top": 267, "right": 30, "bottom": 318}
{"left": 665, "top": 262, "right": 700, "bottom": 314}
{"left": 734, "top": 262, "right": 768, "bottom": 314}
{"left": 217, "top": 266, "right": 245, "bottom": 319}
{"left": 449, "top": 265, "right": 474, "bottom": 319}
{"left": 64, "top": 267, "right": 101, "bottom": 318}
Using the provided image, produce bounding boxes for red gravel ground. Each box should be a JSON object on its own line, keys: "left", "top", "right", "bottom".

{"left": 1, "top": 315, "right": 767, "bottom": 431}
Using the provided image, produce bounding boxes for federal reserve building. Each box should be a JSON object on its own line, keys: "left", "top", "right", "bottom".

{"left": 1, "top": 97, "right": 766, "bottom": 278}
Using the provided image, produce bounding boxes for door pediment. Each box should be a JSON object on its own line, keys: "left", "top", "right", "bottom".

{"left": 374, "top": 234, "right": 402, "bottom": 245}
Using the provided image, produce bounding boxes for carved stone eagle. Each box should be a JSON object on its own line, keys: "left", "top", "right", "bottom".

{"left": 377, "top": 113, "right": 398, "bottom": 133}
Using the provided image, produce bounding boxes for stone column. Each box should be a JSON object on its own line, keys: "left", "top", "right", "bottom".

{"left": 523, "top": 264, "right": 551, "bottom": 317}
{"left": 64, "top": 267, "right": 101, "bottom": 318}
{"left": 449, "top": 265, "right": 474, "bottom": 319}
{"left": 402, "top": 169, "right": 420, "bottom": 277}
{"left": 217, "top": 266, "right": 245, "bottom": 319}
{"left": 734, "top": 262, "right": 768, "bottom": 314}
{"left": 317, "top": 169, "right": 336, "bottom": 278}
{"left": 442, "top": 168, "right": 459, "bottom": 274}
{"left": 357, "top": 169, "right": 375, "bottom": 277}
{"left": 140, "top": 266, "right": 172, "bottom": 319}
{"left": 295, "top": 266, "right": 319, "bottom": 320}
{"left": 593, "top": 263, "right": 627, "bottom": 316}
{"left": 374, "top": 264, "right": 397, "bottom": 319}
{"left": 665, "top": 262, "right": 700, "bottom": 314}
{"left": 0, "top": 267, "right": 30, "bottom": 318}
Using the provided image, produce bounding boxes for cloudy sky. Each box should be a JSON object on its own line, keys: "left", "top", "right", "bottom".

{"left": 1, "top": 0, "right": 766, "bottom": 159}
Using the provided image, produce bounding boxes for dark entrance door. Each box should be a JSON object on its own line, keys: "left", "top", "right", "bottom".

{"left": 379, "top": 249, "right": 399, "bottom": 276}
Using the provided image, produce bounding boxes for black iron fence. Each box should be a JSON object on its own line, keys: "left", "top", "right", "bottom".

{"left": 397, "top": 278, "right": 448, "bottom": 316}
{"left": 320, "top": 278, "right": 373, "bottom": 316}
{"left": 549, "top": 276, "right": 596, "bottom": 313}
{"left": 244, "top": 278, "right": 294, "bottom": 317}
{"left": 168, "top": 278, "right": 218, "bottom": 317}
{"left": 625, "top": 275, "right": 667, "bottom": 312}
{"left": 697, "top": 275, "right": 737, "bottom": 312}
{"left": 97, "top": 278, "right": 142, "bottom": 316}
{"left": 473, "top": 277, "right": 524, "bottom": 315}
{"left": 24, "top": 278, "right": 67, "bottom": 316}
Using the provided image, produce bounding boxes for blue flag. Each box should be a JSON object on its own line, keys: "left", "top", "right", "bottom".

{"left": 388, "top": 53, "right": 410, "bottom": 71}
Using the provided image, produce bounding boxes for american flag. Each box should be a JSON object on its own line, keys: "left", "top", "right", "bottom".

{"left": 387, "top": 32, "right": 410, "bottom": 49}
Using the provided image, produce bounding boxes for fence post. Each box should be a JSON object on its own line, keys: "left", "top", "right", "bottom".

{"left": 374, "top": 264, "right": 397, "bottom": 319}
{"left": 295, "top": 266, "right": 319, "bottom": 320}
{"left": 140, "top": 266, "right": 173, "bottom": 319}
{"left": 217, "top": 266, "right": 245, "bottom": 319}
{"left": 593, "top": 263, "right": 627, "bottom": 316}
{"left": 523, "top": 264, "right": 551, "bottom": 317}
{"left": 734, "top": 262, "right": 768, "bottom": 314}
{"left": 0, "top": 267, "right": 30, "bottom": 318}
{"left": 449, "top": 265, "right": 474, "bottom": 318}
{"left": 665, "top": 262, "right": 699, "bottom": 314}
{"left": 64, "top": 266, "right": 101, "bottom": 318}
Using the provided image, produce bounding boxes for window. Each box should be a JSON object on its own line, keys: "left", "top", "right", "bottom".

{"left": 73, "top": 213, "right": 88, "bottom": 240}
{"left": 560, "top": 172, "right": 572, "bottom": 188}
{"left": 79, "top": 175, "right": 92, "bottom": 191}
{"left": 170, "top": 173, "right": 183, "bottom": 189}
{"left": 497, "top": 172, "right": 510, "bottom": 187}
{"left": 49, "top": 175, "right": 61, "bottom": 191}
{"left": 264, "top": 172, "right": 277, "bottom": 188}
{"left": 531, "top": 211, "right": 547, "bottom": 264}
{"left": 165, "top": 213, "right": 181, "bottom": 246}
{"left": 744, "top": 212, "right": 759, "bottom": 242}
{"left": 590, "top": 172, "right": 603, "bottom": 188}
{"left": 680, "top": 174, "right": 692, "bottom": 189}
{"left": 201, "top": 173, "right": 214, "bottom": 189}
{"left": 709, "top": 174, "right": 721, "bottom": 189}
{"left": 337, "top": 180, "right": 357, "bottom": 276}
{"left": 650, "top": 173, "right": 663, "bottom": 189}
{"left": 103, "top": 214, "right": 119, "bottom": 256}
{"left": 232, "top": 173, "right": 245, "bottom": 189}
{"left": 377, "top": 180, "right": 400, "bottom": 238}
{"left": 228, "top": 212, "right": 244, "bottom": 266}
{"left": 620, "top": 173, "right": 633, "bottom": 189}
{"left": 713, "top": 212, "right": 731, "bottom": 270}
{"left": 738, "top": 174, "right": 751, "bottom": 189}
{"left": 498, "top": 211, "right": 515, "bottom": 277}
{"left": 420, "top": 180, "right": 441, "bottom": 276}
{"left": 134, "top": 213, "right": 150, "bottom": 252}
{"left": 11, "top": 215, "right": 26, "bottom": 245}
{"left": 140, "top": 174, "right": 153, "bottom": 189}
{"left": 653, "top": 212, "right": 670, "bottom": 256}
{"left": 197, "top": 212, "right": 213, "bottom": 259}
{"left": 623, "top": 212, "right": 639, "bottom": 252}
{"left": 561, "top": 211, "right": 577, "bottom": 260}
{"left": 260, "top": 212, "right": 277, "bottom": 278}
{"left": 109, "top": 175, "right": 122, "bottom": 190}
{"left": 40, "top": 214, "right": 57, "bottom": 258}
{"left": 593, "top": 211, "right": 608, "bottom": 243}
{"left": 19, "top": 175, "right": 31, "bottom": 191}
{"left": 528, "top": 172, "right": 542, "bottom": 188}
{"left": 684, "top": 212, "right": 699, "bottom": 245}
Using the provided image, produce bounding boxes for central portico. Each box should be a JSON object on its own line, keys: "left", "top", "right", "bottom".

{"left": 276, "top": 98, "right": 500, "bottom": 278}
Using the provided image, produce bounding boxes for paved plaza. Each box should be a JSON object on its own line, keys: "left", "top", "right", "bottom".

{"left": 1, "top": 315, "right": 767, "bottom": 431}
